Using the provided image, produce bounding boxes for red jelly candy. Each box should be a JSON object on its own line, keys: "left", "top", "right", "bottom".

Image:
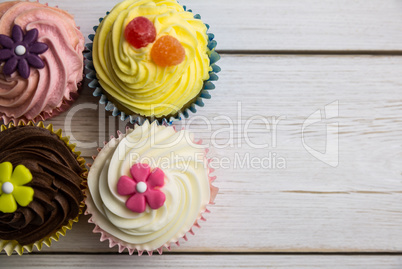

{"left": 151, "top": 35, "right": 185, "bottom": 67}
{"left": 124, "top": 16, "right": 156, "bottom": 49}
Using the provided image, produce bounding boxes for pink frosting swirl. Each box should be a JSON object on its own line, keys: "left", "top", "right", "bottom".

{"left": 0, "top": 1, "right": 84, "bottom": 123}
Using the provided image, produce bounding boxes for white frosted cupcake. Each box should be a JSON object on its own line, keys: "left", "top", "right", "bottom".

{"left": 85, "top": 121, "right": 218, "bottom": 255}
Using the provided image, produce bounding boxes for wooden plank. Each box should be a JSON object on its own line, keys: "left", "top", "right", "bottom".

{"left": 57, "top": 0, "right": 402, "bottom": 51}
{"left": 34, "top": 55, "right": 402, "bottom": 253}
{"left": 1, "top": 254, "right": 402, "bottom": 269}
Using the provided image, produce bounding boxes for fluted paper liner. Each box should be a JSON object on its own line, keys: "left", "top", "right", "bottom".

{"left": 0, "top": 83, "right": 82, "bottom": 125}
{"left": 0, "top": 121, "right": 88, "bottom": 256}
{"left": 85, "top": 125, "right": 218, "bottom": 255}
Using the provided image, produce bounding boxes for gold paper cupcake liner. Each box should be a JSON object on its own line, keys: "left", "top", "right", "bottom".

{"left": 0, "top": 121, "right": 88, "bottom": 256}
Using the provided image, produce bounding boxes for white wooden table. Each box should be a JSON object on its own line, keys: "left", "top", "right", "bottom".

{"left": 2, "top": 0, "right": 402, "bottom": 268}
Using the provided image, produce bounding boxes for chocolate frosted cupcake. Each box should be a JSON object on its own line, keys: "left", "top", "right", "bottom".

{"left": 0, "top": 1, "right": 85, "bottom": 124}
{"left": 0, "top": 122, "right": 87, "bottom": 255}
{"left": 86, "top": 0, "right": 220, "bottom": 124}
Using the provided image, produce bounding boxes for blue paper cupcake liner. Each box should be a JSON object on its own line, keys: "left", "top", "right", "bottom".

{"left": 85, "top": 5, "right": 220, "bottom": 125}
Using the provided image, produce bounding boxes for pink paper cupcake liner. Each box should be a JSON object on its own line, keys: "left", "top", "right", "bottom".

{"left": 1, "top": 85, "right": 82, "bottom": 125}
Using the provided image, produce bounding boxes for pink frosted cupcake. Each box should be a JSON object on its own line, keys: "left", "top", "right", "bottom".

{"left": 85, "top": 121, "right": 218, "bottom": 255}
{"left": 0, "top": 1, "right": 85, "bottom": 124}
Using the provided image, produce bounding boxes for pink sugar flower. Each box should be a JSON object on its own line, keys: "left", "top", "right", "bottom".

{"left": 117, "top": 163, "right": 166, "bottom": 213}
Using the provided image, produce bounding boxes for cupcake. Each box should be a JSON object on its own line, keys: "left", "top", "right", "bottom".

{"left": 0, "top": 122, "right": 87, "bottom": 255}
{"left": 86, "top": 0, "right": 220, "bottom": 124}
{"left": 0, "top": 1, "right": 85, "bottom": 124}
{"left": 85, "top": 121, "right": 218, "bottom": 255}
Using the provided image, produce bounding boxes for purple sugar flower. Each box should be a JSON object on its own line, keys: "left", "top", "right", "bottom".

{"left": 0, "top": 25, "right": 48, "bottom": 79}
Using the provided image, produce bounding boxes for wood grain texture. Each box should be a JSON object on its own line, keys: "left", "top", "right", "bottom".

{"left": 2, "top": 254, "right": 402, "bottom": 269}
{"left": 1, "top": 0, "right": 402, "bottom": 267}
{"left": 52, "top": 0, "right": 402, "bottom": 51}
{"left": 26, "top": 55, "right": 402, "bottom": 253}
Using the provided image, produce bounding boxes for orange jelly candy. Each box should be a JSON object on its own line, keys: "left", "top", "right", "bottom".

{"left": 151, "top": 35, "right": 185, "bottom": 67}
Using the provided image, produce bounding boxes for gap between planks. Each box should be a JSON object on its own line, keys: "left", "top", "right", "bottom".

{"left": 82, "top": 48, "right": 402, "bottom": 56}
{"left": 6, "top": 252, "right": 402, "bottom": 256}
{"left": 217, "top": 50, "right": 402, "bottom": 56}
{"left": 2, "top": 254, "right": 402, "bottom": 269}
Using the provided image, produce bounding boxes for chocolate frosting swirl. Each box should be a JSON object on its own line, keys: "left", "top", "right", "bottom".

{"left": 0, "top": 126, "right": 84, "bottom": 245}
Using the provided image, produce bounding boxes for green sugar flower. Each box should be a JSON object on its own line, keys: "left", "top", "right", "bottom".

{"left": 0, "top": 162, "right": 34, "bottom": 213}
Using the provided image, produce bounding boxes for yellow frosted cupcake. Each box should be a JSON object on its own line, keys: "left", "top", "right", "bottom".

{"left": 86, "top": 0, "right": 220, "bottom": 124}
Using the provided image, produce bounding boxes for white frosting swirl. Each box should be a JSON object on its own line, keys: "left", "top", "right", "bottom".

{"left": 86, "top": 121, "right": 211, "bottom": 251}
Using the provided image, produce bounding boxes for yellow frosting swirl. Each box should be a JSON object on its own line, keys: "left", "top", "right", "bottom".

{"left": 93, "top": 0, "right": 211, "bottom": 118}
